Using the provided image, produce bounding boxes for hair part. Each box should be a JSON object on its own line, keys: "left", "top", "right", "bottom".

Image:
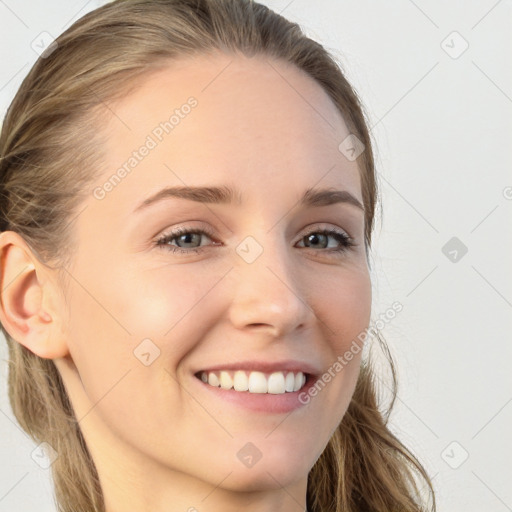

{"left": 0, "top": 1, "right": 435, "bottom": 510}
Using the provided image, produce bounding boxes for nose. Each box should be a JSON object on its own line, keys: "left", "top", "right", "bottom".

{"left": 227, "top": 235, "right": 314, "bottom": 338}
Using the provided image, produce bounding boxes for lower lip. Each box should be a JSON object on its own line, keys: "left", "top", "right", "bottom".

{"left": 193, "top": 375, "right": 316, "bottom": 414}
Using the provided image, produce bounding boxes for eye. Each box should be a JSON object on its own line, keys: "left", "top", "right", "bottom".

{"left": 154, "top": 225, "right": 356, "bottom": 257}
{"left": 155, "top": 226, "right": 218, "bottom": 255}
{"left": 296, "top": 228, "right": 356, "bottom": 255}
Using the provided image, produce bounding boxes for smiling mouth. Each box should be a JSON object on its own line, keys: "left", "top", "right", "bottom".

{"left": 195, "top": 370, "right": 308, "bottom": 394}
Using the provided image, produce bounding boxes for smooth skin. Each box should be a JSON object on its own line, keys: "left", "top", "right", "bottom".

{"left": 0, "top": 52, "right": 372, "bottom": 512}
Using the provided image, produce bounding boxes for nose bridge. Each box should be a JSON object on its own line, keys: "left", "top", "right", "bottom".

{"left": 227, "top": 230, "right": 312, "bottom": 334}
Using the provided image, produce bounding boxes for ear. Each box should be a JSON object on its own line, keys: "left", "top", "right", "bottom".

{"left": 0, "top": 230, "right": 69, "bottom": 359}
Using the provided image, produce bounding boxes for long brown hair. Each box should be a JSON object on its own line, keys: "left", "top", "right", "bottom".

{"left": 0, "top": 1, "right": 436, "bottom": 510}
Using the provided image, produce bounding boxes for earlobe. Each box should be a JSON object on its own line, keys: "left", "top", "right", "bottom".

{"left": 0, "top": 230, "right": 69, "bottom": 359}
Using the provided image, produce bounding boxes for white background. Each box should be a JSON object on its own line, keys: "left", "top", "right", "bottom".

{"left": 1, "top": 1, "right": 511, "bottom": 511}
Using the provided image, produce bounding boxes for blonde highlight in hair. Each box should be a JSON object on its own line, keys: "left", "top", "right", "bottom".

{"left": 0, "top": 1, "right": 435, "bottom": 510}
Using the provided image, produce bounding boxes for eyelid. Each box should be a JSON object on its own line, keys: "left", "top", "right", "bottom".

{"left": 154, "top": 222, "right": 216, "bottom": 241}
{"left": 297, "top": 222, "right": 351, "bottom": 238}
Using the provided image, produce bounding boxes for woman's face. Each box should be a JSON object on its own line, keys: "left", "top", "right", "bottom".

{"left": 55, "top": 52, "right": 372, "bottom": 506}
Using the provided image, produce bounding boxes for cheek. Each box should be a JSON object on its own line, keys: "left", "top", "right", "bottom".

{"left": 307, "top": 265, "right": 371, "bottom": 410}
{"left": 319, "top": 264, "right": 372, "bottom": 348}
{"left": 72, "top": 261, "right": 221, "bottom": 346}
{"left": 58, "top": 267, "right": 206, "bottom": 442}
{"left": 61, "top": 262, "right": 227, "bottom": 403}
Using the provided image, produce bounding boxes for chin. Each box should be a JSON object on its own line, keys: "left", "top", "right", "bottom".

{"left": 222, "top": 462, "right": 308, "bottom": 492}
{"left": 225, "top": 442, "right": 314, "bottom": 491}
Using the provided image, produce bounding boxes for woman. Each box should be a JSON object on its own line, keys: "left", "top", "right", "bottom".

{"left": 0, "top": 0, "right": 436, "bottom": 511}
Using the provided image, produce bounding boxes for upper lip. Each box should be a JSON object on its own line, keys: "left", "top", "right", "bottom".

{"left": 195, "top": 359, "right": 321, "bottom": 377}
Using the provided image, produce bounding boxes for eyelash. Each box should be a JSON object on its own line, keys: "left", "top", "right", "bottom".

{"left": 154, "top": 225, "right": 356, "bottom": 257}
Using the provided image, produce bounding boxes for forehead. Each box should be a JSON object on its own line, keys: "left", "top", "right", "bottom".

{"left": 95, "top": 52, "right": 362, "bottom": 205}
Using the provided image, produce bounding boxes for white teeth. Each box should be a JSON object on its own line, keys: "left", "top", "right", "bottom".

{"left": 219, "top": 371, "right": 233, "bottom": 389}
{"left": 248, "top": 371, "right": 267, "bottom": 393}
{"left": 267, "top": 372, "right": 285, "bottom": 394}
{"left": 199, "top": 370, "right": 307, "bottom": 394}
{"left": 285, "top": 372, "right": 295, "bottom": 392}
{"left": 233, "top": 370, "right": 249, "bottom": 391}
{"left": 293, "top": 373, "right": 303, "bottom": 392}
{"left": 208, "top": 373, "right": 220, "bottom": 387}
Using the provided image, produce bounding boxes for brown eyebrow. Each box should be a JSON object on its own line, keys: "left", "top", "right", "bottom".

{"left": 134, "top": 185, "right": 364, "bottom": 212}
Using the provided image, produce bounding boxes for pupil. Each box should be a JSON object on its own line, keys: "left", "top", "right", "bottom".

{"left": 180, "top": 233, "right": 198, "bottom": 247}
{"left": 307, "top": 233, "right": 326, "bottom": 248}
